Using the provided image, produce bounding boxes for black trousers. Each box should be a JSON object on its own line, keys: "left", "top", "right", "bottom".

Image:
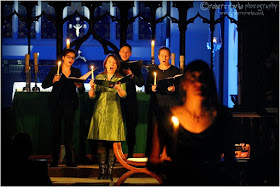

{"left": 51, "top": 102, "right": 76, "bottom": 164}
{"left": 121, "top": 96, "right": 138, "bottom": 152}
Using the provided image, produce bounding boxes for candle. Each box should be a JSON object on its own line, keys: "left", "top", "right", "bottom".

{"left": 33, "top": 53, "right": 39, "bottom": 73}
{"left": 25, "top": 54, "right": 30, "bottom": 73}
{"left": 180, "top": 55, "right": 185, "bottom": 71}
{"left": 151, "top": 40, "right": 155, "bottom": 60}
{"left": 171, "top": 53, "right": 175, "bottom": 66}
{"left": 57, "top": 61, "right": 61, "bottom": 75}
{"left": 153, "top": 72, "right": 157, "bottom": 85}
{"left": 91, "top": 66, "right": 94, "bottom": 80}
{"left": 213, "top": 37, "right": 217, "bottom": 43}
{"left": 171, "top": 116, "right": 179, "bottom": 153}
{"left": 172, "top": 116, "right": 179, "bottom": 130}
{"left": 66, "top": 39, "right": 70, "bottom": 49}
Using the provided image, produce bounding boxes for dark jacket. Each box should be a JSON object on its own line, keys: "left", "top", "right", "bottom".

{"left": 42, "top": 66, "right": 85, "bottom": 110}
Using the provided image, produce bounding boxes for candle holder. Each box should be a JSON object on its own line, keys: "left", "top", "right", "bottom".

{"left": 32, "top": 70, "right": 40, "bottom": 92}
{"left": 23, "top": 68, "right": 31, "bottom": 92}
{"left": 32, "top": 53, "right": 40, "bottom": 92}
{"left": 147, "top": 57, "right": 156, "bottom": 72}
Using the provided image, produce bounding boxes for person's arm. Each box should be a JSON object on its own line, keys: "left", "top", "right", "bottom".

{"left": 145, "top": 70, "right": 156, "bottom": 94}
{"left": 147, "top": 122, "right": 171, "bottom": 173}
{"left": 147, "top": 122, "right": 161, "bottom": 165}
{"left": 42, "top": 67, "right": 58, "bottom": 89}
{"left": 114, "top": 82, "right": 127, "bottom": 98}
{"left": 88, "top": 79, "right": 96, "bottom": 99}
{"left": 75, "top": 70, "right": 85, "bottom": 94}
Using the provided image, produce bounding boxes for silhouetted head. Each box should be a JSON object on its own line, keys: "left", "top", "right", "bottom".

{"left": 180, "top": 60, "right": 220, "bottom": 109}
{"left": 11, "top": 133, "right": 33, "bottom": 159}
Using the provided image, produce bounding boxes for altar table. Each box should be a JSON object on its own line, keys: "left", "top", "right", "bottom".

{"left": 10, "top": 92, "right": 150, "bottom": 155}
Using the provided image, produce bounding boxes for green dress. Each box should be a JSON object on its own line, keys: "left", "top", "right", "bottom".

{"left": 87, "top": 73, "right": 126, "bottom": 141}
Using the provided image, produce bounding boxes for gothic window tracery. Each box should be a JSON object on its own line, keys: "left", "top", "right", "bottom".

{"left": 18, "top": 2, "right": 36, "bottom": 38}
{"left": 2, "top": 4, "right": 13, "bottom": 38}
{"left": 41, "top": 2, "right": 56, "bottom": 39}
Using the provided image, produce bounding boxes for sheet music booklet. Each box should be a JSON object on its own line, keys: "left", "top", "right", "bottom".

{"left": 156, "top": 74, "right": 183, "bottom": 91}
{"left": 67, "top": 67, "right": 98, "bottom": 83}
{"left": 121, "top": 60, "right": 143, "bottom": 70}
{"left": 94, "top": 74, "right": 132, "bottom": 88}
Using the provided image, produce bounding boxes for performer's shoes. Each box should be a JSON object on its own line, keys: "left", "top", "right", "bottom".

{"left": 66, "top": 162, "right": 77, "bottom": 167}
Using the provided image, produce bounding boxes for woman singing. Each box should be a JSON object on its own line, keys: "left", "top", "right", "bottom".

{"left": 87, "top": 53, "right": 126, "bottom": 180}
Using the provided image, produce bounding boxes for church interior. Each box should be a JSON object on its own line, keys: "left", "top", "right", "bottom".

{"left": 1, "top": 1, "right": 279, "bottom": 185}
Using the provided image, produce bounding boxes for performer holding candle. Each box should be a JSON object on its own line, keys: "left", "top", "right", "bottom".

{"left": 118, "top": 43, "right": 145, "bottom": 158}
{"left": 87, "top": 53, "right": 127, "bottom": 180}
{"left": 147, "top": 60, "right": 237, "bottom": 185}
{"left": 145, "top": 46, "right": 180, "bottom": 156}
{"left": 42, "top": 49, "right": 85, "bottom": 167}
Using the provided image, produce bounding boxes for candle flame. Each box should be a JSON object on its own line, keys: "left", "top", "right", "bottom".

{"left": 66, "top": 39, "right": 70, "bottom": 43}
{"left": 154, "top": 72, "right": 156, "bottom": 76}
{"left": 213, "top": 37, "right": 217, "bottom": 43}
{"left": 58, "top": 61, "right": 61, "bottom": 65}
{"left": 151, "top": 40, "right": 155, "bottom": 45}
{"left": 172, "top": 116, "right": 179, "bottom": 128}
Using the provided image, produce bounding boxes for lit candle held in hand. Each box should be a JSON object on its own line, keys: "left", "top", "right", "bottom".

{"left": 172, "top": 116, "right": 179, "bottom": 130}
{"left": 153, "top": 72, "right": 157, "bottom": 85}
{"left": 57, "top": 61, "right": 61, "bottom": 75}
{"left": 172, "top": 116, "right": 179, "bottom": 153}
{"left": 151, "top": 40, "right": 155, "bottom": 60}
{"left": 91, "top": 66, "right": 94, "bottom": 80}
{"left": 66, "top": 39, "right": 70, "bottom": 49}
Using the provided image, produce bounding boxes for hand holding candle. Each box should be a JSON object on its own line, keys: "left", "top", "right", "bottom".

{"left": 91, "top": 65, "right": 94, "bottom": 81}
{"left": 66, "top": 39, "right": 70, "bottom": 49}
{"left": 153, "top": 72, "right": 157, "bottom": 85}
{"left": 57, "top": 61, "right": 61, "bottom": 75}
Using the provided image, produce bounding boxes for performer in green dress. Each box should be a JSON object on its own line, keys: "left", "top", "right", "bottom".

{"left": 87, "top": 53, "right": 126, "bottom": 180}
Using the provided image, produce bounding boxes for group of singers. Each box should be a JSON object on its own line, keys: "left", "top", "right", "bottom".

{"left": 42, "top": 44, "right": 237, "bottom": 185}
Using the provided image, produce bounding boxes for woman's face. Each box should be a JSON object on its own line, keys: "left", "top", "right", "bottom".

{"left": 62, "top": 52, "right": 75, "bottom": 67}
{"left": 158, "top": 49, "right": 170, "bottom": 66}
{"left": 105, "top": 56, "right": 118, "bottom": 74}
{"left": 183, "top": 71, "right": 205, "bottom": 98}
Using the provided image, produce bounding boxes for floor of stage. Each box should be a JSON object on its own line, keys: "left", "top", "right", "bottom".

{"left": 48, "top": 163, "right": 160, "bottom": 186}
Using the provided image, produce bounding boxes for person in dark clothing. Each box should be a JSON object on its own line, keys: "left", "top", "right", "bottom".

{"left": 42, "top": 48, "right": 85, "bottom": 167}
{"left": 145, "top": 47, "right": 180, "bottom": 156}
{"left": 119, "top": 43, "right": 145, "bottom": 158}
{"left": 7, "top": 133, "right": 52, "bottom": 185}
{"left": 147, "top": 60, "right": 238, "bottom": 185}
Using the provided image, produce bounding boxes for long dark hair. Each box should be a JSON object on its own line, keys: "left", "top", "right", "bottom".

{"left": 101, "top": 53, "right": 122, "bottom": 78}
{"left": 179, "top": 60, "right": 220, "bottom": 109}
